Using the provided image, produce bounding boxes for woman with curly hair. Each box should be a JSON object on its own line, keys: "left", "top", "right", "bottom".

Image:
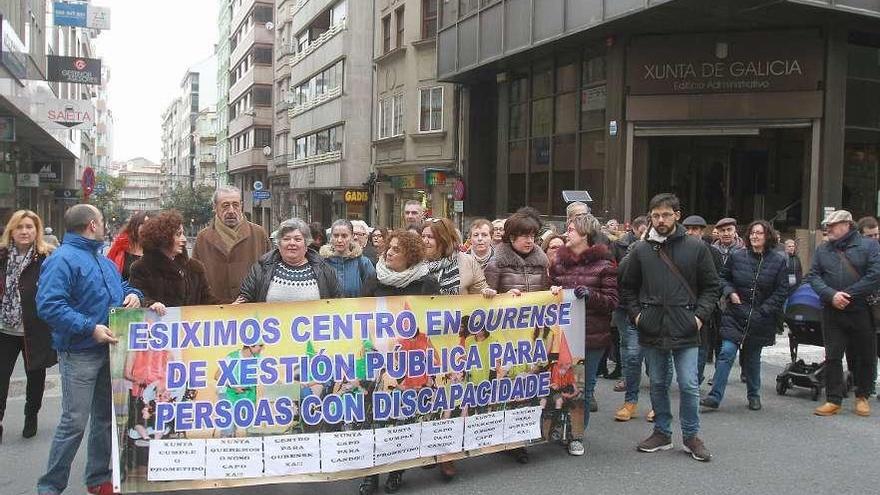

{"left": 360, "top": 230, "right": 440, "bottom": 492}
{"left": 128, "top": 210, "right": 217, "bottom": 313}
{"left": 106, "top": 211, "right": 150, "bottom": 281}
{"left": 0, "top": 210, "right": 56, "bottom": 441}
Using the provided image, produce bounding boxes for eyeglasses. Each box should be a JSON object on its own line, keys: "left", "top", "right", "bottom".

{"left": 650, "top": 212, "right": 676, "bottom": 220}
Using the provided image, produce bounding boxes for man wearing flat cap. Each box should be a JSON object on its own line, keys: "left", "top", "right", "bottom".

{"left": 711, "top": 217, "right": 744, "bottom": 266}
{"left": 807, "top": 210, "right": 880, "bottom": 417}
{"left": 683, "top": 215, "right": 723, "bottom": 383}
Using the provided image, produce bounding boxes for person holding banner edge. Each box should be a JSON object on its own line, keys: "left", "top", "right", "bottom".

{"left": 36, "top": 204, "right": 143, "bottom": 495}
{"left": 549, "top": 213, "right": 619, "bottom": 456}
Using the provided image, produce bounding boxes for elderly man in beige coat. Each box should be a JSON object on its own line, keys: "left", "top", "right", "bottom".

{"left": 192, "top": 186, "right": 271, "bottom": 303}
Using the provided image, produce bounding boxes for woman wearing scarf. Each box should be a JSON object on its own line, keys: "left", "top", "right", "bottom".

{"left": 106, "top": 210, "right": 150, "bottom": 281}
{"left": 319, "top": 219, "right": 376, "bottom": 298}
{"left": 422, "top": 218, "right": 494, "bottom": 296}
{"left": 360, "top": 230, "right": 440, "bottom": 493}
{"left": 0, "top": 210, "right": 57, "bottom": 442}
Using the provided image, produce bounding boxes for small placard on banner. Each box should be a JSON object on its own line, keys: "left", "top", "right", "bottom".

{"left": 263, "top": 434, "right": 321, "bottom": 476}
{"left": 147, "top": 439, "right": 206, "bottom": 481}
{"left": 503, "top": 406, "right": 543, "bottom": 444}
{"left": 419, "top": 418, "right": 465, "bottom": 457}
{"left": 205, "top": 437, "right": 264, "bottom": 480}
{"left": 374, "top": 424, "right": 422, "bottom": 466}
{"left": 320, "top": 430, "right": 375, "bottom": 473}
{"left": 464, "top": 411, "right": 506, "bottom": 451}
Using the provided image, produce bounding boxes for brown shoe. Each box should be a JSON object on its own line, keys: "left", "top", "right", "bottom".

{"left": 646, "top": 410, "right": 655, "bottom": 422}
{"left": 814, "top": 402, "right": 842, "bottom": 416}
{"left": 854, "top": 397, "right": 871, "bottom": 417}
{"left": 615, "top": 403, "right": 638, "bottom": 421}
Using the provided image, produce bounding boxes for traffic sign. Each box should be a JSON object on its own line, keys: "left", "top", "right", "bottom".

{"left": 253, "top": 190, "right": 271, "bottom": 201}
{"left": 94, "top": 182, "right": 107, "bottom": 194}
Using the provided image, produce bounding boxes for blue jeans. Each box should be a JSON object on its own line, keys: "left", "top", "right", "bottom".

{"left": 615, "top": 309, "right": 644, "bottom": 404}
{"left": 708, "top": 339, "right": 762, "bottom": 403}
{"left": 37, "top": 347, "right": 112, "bottom": 494}
{"left": 579, "top": 348, "right": 605, "bottom": 439}
{"left": 643, "top": 346, "right": 700, "bottom": 439}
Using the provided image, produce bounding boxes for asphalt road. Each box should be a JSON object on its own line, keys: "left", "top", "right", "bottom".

{"left": 2, "top": 336, "right": 877, "bottom": 495}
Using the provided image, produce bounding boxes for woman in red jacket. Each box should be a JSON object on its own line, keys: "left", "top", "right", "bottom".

{"left": 549, "top": 214, "right": 619, "bottom": 456}
{"left": 106, "top": 210, "right": 150, "bottom": 281}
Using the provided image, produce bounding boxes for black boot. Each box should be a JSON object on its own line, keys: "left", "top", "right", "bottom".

{"left": 23, "top": 414, "right": 37, "bottom": 438}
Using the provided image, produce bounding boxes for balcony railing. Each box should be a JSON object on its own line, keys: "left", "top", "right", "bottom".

{"left": 289, "top": 149, "right": 342, "bottom": 168}
{"left": 289, "top": 85, "right": 342, "bottom": 118}
{"left": 290, "top": 20, "right": 345, "bottom": 67}
{"left": 291, "top": 0, "right": 308, "bottom": 16}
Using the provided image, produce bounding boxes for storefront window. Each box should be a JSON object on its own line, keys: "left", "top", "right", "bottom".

{"left": 503, "top": 46, "right": 607, "bottom": 215}
{"left": 843, "top": 40, "right": 880, "bottom": 218}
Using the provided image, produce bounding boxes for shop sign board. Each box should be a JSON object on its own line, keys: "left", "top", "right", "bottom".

{"left": 627, "top": 30, "right": 824, "bottom": 95}
{"left": 35, "top": 161, "right": 63, "bottom": 184}
{"left": 47, "top": 55, "right": 102, "bottom": 85}
{"left": 344, "top": 190, "right": 369, "bottom": 204}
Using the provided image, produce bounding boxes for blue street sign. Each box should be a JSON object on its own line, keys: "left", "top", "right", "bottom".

{"left": 54, "top": 2, "right": 87, "bottom": 28}
{"left": 253, "top": 190, "right": 271, "bottom": 201}
{"left": 94, "top": 182, "right": 107, "bottom": 194}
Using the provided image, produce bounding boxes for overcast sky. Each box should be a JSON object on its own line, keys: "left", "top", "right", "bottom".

{"left": 97, "top": 0, "right": 219, "bottom": 164}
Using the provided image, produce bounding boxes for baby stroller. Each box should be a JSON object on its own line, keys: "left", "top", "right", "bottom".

{"left": 776, "top": 284, "right": 853, "bottom": 400}
{"left": 776, "top": 284, "right": 826, "bottom": 400}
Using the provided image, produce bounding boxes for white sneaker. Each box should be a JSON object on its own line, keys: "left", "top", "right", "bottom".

{"left": 568, "top": 439, "right": 585, "bottom": 456}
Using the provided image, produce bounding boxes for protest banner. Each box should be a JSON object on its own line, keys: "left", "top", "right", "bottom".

{"left": 109, "top": 290, "right": 586, "bottom": 492}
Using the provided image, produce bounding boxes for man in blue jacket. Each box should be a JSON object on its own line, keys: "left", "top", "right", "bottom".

{"left": 807, "top": 210, "right": 880, "bottom": 418}
{"left": 36, "top": 204, "right": 142, "bottom": 495}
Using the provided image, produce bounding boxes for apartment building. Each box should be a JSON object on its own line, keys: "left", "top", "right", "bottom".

{"left": 372, "top": 0, "right": 458, "bottom": 227}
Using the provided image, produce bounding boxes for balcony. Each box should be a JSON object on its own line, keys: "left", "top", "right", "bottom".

{"left": 230, "top": 25, "right": 273, "bottom": 68}
{"left": 290, "top": 20, "right": 345, "bottom": 67}
{"left": 229, "top": 148, "right": 269, "bottom": 173}
{"left": 289, "top": 85, "right": 341, "bottom": 118}
{"left": 228, "top": 107, "right": 273, "bottom": 136}
{"left": 228, "top": 65, "right": 274, "bottom": 102}
{"left": 200, "top": 153, "right": 216, "bottom": 163}
{"left": 289, "top": 149, "right": 341, "bottom": 168}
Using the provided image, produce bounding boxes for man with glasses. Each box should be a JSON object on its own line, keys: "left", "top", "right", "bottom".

{"left": 855, "top": 216, "right": 880, "bottom": 403}
{"left": 193, "top": 186, "right": 271, "bottom": 303}
{"left": 352, "top": 220, "right": 377, "bottom": 265}
{"left": 619, "top": 193, "right": 720, "bottom": 462}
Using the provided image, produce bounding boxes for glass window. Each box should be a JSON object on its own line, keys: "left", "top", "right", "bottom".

{"left": 846, "top": 79, "right": 880, "bottom": 129}
{"left": 509, "top": 103, "right": 528, "bottom": 139}
{"left": 528, "top": 172, "right": 549, "bottom": 213}
{"left": 393, "top": 94, "right": 404, "bottom": 136}
{"left": 531, "top": 98, "right": 552, "bottom": 137}
{"left": 510, "top": 76, "right": 529, "bottom": 103}
{"left": 396, "top": 7, "right": 405, "bottom": 48}
{"left": 582, "top": 54, "right": 606, "bottom": 85}
{"left": 555, "top": 92, "right": 577, "bottom": 134}
{"left": 580, "top": 85, "right": 606, "bottom": 131}
{"left": 422, "top": 0, "right": 438, "bottom": 39}
{"left": 331, "top": 0, "right": 347, "bottom": 26}
{"left": 532, "top": 64, "right": 553, "bottom": 98}
{"left": 460, "top": 0, "right": 478, "bottom": 17}
{"left": 556, "top": 60, "right": 578, "bottom": 93}
{"left": 531, "top": 137, "right": 550, "bottom": 172}
{"left": 420, "top": 87, "right": 443, "bottom": 131}
{"left": 441, "top": 0, "right": 458, "bottom": 29}
{"left": 382, "top": 16, "right": 391, "bottom": 53}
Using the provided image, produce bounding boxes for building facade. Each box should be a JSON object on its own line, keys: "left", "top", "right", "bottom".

{"left": 217, "top": 0, "right": 232, "bottom": 188}
{"left": 118, "top": 157, "right": 162, "bottom": 216}
{"left": 371, "top": 0, "right": 459, "bottom": 228}
{"left": 0, "top": 1, "right": 104, "bottom": 231}
{"left": 160, "top": 65, "right": 217, "bottom": 191}
{"left": 224, "top": 0, "right": 274, "bottom": 226}
{"left": 279, "top": 0, "right": 374, "bottom": 225}
{"left": 194, "top": 107, "right": 219, "bottom": 187}
{"left": 436, "top": 0, "right": 880, "bottom": 236}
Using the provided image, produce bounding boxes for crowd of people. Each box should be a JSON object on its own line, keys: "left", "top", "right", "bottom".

{"left": 1, "top": 186, "right": 879, "bottom": 494}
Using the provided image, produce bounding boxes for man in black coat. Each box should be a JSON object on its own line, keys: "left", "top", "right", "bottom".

{"left": 620, "top": 194, "right": 720, "bottom": 462}
{"left": 807, "top": 210, "right": 880, "bottom": 417}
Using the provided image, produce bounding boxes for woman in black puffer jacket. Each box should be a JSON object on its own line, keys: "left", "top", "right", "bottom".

{"left": 701, "top": 220, "right": 788, "bottom": 412}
